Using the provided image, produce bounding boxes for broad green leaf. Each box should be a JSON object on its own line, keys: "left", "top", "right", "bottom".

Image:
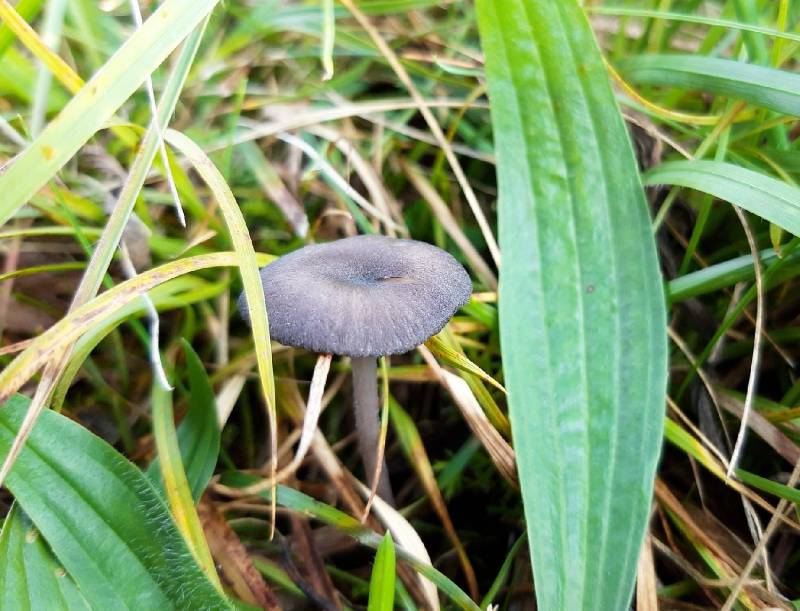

{"left": 0, "top": 506, "right": 90, "bottom": 611}
{"left": 148, "top": 339, "right": 221, "bottom": 502}
{"left": 644, "top": 160, "right": 800, "bottom": 236}
{"left": 368, "top": 532, "right": 396, "bottom": 611}
{"left": 0, "top": 0, "right": 220, "bottom": 227}
{"left": 477, "top": 1, "right": 668, "bottom": 610}
{"left": 619, "top": 55, "right": 800, "bottom": 116}
{"left": 0, "top": 395, "right": 231, "bottom": 610}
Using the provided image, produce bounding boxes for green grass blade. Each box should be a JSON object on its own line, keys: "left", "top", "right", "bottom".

{"left": 587, "top": 6, "right": 800, "bottom": 45}
{"left": 619, "top": 55, "right": 800, "bottom": 116}
{"left": 368, "top": 532, "right": 396, "bottom": 611}
{"left": 736, "top": 469, "right": 800, "bottom": 505}
{"left": 68, "top": 20, "right": 207, "bottom": 309}
{"left": 644, "top": 160, "right": 800, "bottom": 235}
{"left": 163, "top": 128, "right": 278, "bottom": 532}
{"left": 147, "top": 339, "right": 222, "bottom": 502}
{"left": 667, "top": 248, "right": 797, "bottom": 303}
{"left": 476, "top": 1, "right": 668, "bottom": 609}
{"left": 0, "top": 395, "right": 231, "bottom": 609}
{"left": 177, "top": 340, "right": 222, "bottom": 501}
{"left": 0, "top": 0, "right": 219, "bottom": 228}
{"left": 0, "top": 505, "right": 91, "bottom": 611}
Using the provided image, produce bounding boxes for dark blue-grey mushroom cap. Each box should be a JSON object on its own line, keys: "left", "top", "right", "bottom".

{"left": 239, "top": 235, "right": 472, "bottom": 357}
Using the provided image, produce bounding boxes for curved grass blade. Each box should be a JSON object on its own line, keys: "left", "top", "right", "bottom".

{"left": 0, "top": 505, "right": 91, "bottom": 611}
{"left": 424, "top": 332, "right": 506, "bottom": 395}
{"left": 163, "top": 129, "right": 278, "bottom": 533}
{"left": 0, "top": 395, "right": 231, "bottom": 609}
{"left": 0, "top": 252, "right": 267, "bottom": 402}
{"left": 0, "top": 0, "right": 219, "bottom": 227}
{"left": 619, "top": 55, "right": 800, "bottom": 117}
{"left": 368, "top": 532, "right": 396, "bottom": 611}
{"left": 645, "top": 160, "right": 800, "bottom": 236}
{"left": 477, "top": 1, "right": 668, "bottom": 609}
{"left": 52, "top": 276, "right": 228, "bottom": 409}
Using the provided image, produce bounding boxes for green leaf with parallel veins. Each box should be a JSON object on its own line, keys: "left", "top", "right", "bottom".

{"left": 0, "top": 505, "right": 91, "bottom": 611}
{"left": 0, "top": 395, "right": 231, "bottom": 610}
{"left": 476, "top": 1, "right": 668, "bottom": 609}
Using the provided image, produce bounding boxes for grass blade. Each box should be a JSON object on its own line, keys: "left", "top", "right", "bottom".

{"left": 147, "top": 339, "right": 222, "bottom": 502}
{"left": 0, "top": 0, "right": 219, "bottom": 227}
{"left": 223, "top": 474, "right": 481, "bottom": 611}
{"left": 644, "top": 160, "right": 800, "bottom": 235}
{"left": 0, "top": 0, "right": 81, "bottom": 93}
{"left": 477, "top": 1, "right": 668, "bottom": 609}
{"left": 619, "top": 55, "right": 800, "bottom": 116}
{"left": 163, "top": 129, "right": 278, "bottom": 534}
{"left": 368, "top": 532, "right": 396, "bottom": 611}
{"left": 151, "top": 383, "right": 220, "bottom": 589}
{"left": 0, "top": 252, "right": 263, "bottom": 402}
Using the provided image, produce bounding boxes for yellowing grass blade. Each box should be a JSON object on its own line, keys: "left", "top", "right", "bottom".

{"left": 0, "top": 0, "right": 81, "bottom": 93}
{"left": 163, "top": 129, "right": 278, "bottom": 536}
{"left": 151, "top": 384, "right": 221, "bottom": 590}
{"left": 0, "top": 252, "right": 248, "bottom": 402}
{"left": 425, "top": 332, "right": 506, "bottom": 395}
{"left": 0, "top": 0, "right": 219, "bottom": 227}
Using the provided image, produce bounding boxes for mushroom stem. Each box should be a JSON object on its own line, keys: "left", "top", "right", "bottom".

{"left": 351, "top": 356, "right": 395, "bottom": 505}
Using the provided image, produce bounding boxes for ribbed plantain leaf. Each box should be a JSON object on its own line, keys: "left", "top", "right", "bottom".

{"left": 476, "top": 1, "right": 668, "bottom": 608}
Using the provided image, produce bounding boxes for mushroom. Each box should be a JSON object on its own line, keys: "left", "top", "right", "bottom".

{"left": 239, "top": 234, "right": 472, "bottom": 504}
